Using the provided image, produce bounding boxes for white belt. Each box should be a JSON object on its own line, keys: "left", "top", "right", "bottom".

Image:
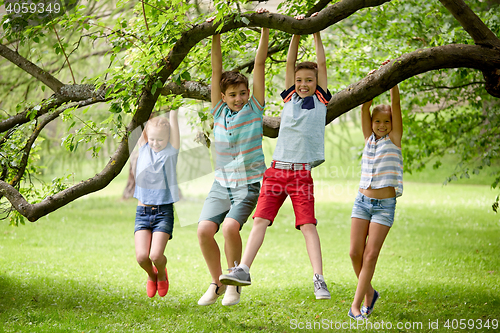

{"left": 272, "top": 161, "right": 311, "bottom": 171}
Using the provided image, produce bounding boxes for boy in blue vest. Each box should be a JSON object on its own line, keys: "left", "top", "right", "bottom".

{"left": 220, "top": 14, "right": 332, "bottom": 300}
{"left": 197, "top": 10, "right": 269, "bottom": 306}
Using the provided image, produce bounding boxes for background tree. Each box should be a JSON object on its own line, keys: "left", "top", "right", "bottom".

{"left": 0, "top": 0, "right": 499, "bottom": 224}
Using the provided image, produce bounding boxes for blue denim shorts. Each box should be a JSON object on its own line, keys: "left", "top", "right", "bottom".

{"left": 135, "top": 204, "right": 174, "bottom": 239}
{"left": 199, "top": 180, "right": 260, "bottom": 231}
{"left": 351, "top": 192, "right": 396, "bottom": 227}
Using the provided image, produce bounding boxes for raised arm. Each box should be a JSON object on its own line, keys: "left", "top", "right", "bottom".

{"left": 285, "top": 34, "right": 301, "bottom": 90}
{"left": 361, "top": 100, "right": 373, "bottom": 141}
{"left": 137, "top": 128, "right": 147, "bottom": 147}
{"left": 169, "top": 109, "right": 180, "bottom": 150}
{"left": 252, "top": 27, "right": 269, "bottom": 107}
{"left": 137, "top": 118, "right": 150, "bottom": 147}
{"left": 211, "top": 33, "right": 222, "bottom": 109}
{"left": 313, "top": 31, "right": 327, "bottom": 91}
{"left": 389, "top": 84, "right": 402, "bottom": 147}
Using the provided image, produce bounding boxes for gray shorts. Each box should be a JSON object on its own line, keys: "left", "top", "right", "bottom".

{"left": 199, "top": 180, "right": 260, "bottom": 231}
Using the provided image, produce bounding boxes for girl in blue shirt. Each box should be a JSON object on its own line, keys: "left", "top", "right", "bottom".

{"left": 133, "top": 111, "right": 179, "bottom": 298}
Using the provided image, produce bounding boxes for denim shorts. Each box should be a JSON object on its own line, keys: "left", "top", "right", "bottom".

{"left": 135, "top": 204, "right": 174, "bottom": 239}
{"left": 351, "top": 192, "right": 396, "bottom": 227}
{"left": 199, "top": 180, "right": 260, "bottom": 230}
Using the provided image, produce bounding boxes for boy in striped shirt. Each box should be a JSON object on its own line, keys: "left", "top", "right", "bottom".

{"left": 197, "top": 12, "right": 269, "bottom": 307}
{"left": 220, "top": 14, "right": 332, "bottom": 301}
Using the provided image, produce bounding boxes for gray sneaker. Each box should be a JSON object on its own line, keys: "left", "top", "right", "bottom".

{"left": 314, "top": 274, "right": 331, "bottom": 300}
{"left": 219, "top": 264, "right": 251, "bottom": 286}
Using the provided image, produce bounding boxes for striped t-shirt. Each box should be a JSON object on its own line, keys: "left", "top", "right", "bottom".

{"left": 211, "top": 95, "right": 266, "bottom": 188}
{"left": 359, "top": 133, "right": 403, "bottom": 197}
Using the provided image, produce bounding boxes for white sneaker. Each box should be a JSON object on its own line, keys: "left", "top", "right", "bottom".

{"left": 198, "top": 283, "right": 226, "bottom": 306}
{"left": 221, "top": 285, "right": 241, "bottom": 306}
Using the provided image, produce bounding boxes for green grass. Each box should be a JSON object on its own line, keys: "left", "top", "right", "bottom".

{"left": 2, "top": 121, "right": 500, "bottom": 332}
{"left": 1, "top": 174, "right": 499, "bottom": 332}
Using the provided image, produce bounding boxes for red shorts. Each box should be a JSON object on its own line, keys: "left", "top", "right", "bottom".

{"left": 253, "top": 166, "right": 316, "bottom": 229}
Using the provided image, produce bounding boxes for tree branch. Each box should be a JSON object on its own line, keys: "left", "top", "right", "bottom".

{"left": 0, "top": 43, "right": 64, "bottom": 92}
{"left": 8, "top": 108, "right": 64, "bottom": 188}
{"left": 0, "top": 94, "right": 141, "bottom": 221}
{"left": 161, "top": 81, "right": 211, "bottom": 101}
{"left": 233, "top": 43, "right": 288, "bottom": 73}
{"left": 0, "top": 97, "right": 58, "bottom": 134}
{"left": 52, "top": 25, "right": 76, "bottom": 84}
{"left": 420, "top": 81, "right": 486, "bottom": 91}
{"left": 325, "top": 44, "right": 500, "bottom": 124}
{"left": 439, "top": 0, "right": 500, "bottom": 48}
{"left": 159, "top": 44, "right": 500, "bottom": 138}
{"left": 0, "top": 0, "right": 390, "bottom": 137}
{"left": 0, "top": 84, "right": 107, "bottom": 134}
{"left": 3, "top": 0, "right": 500, "bottom": 221}
{"left": 307, "top": 0, "right": 335, "bottom": 16}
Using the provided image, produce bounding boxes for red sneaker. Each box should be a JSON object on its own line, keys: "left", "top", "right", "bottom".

{"left": 147, "top": 279, "right": 157, "bottom": 298}
{"left": 147, "top": 266, "right": 158, "bottom": 298}
{"left": 157, "top": 268, "right": 169, "bottom": 297}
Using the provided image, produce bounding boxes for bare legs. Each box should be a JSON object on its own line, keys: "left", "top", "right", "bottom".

{"left": 240, "top": 217, "right": 270, "bottom": 268}
{"left": 198, "top": 218, "right": 242, "bottom": 286}
{"left": 240, "top": 218, "right": 323, "bottom": 276}
{"left": 135, "top": 230, "right": 170, "bottom": 282}
{"left": 300, "top": 223, "right": 324, "bottom": 275}
{"left": 349, "top": 218, "right": 390, "bottom": 316}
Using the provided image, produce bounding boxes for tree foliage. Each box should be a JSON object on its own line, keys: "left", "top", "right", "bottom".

{"left": 1, "top": 0, "right": 500, "bottom": 224}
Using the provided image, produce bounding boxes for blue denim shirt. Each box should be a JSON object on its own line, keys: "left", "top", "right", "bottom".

{"left": 134, "top": 143, "right": 179, "bottom": 205}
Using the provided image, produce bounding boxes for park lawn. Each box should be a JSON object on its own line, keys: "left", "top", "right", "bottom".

{"left": 1, "top": 175, "right": 499, "bottom": 332}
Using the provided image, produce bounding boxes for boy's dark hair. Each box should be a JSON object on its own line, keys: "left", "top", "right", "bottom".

{"left": 295, "top": 61, "right": 318, "bottom": 78}
{"left": 220, "top": 71, "right": 249, "bottom": 94}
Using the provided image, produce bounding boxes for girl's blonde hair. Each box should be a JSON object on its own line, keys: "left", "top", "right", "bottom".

{"left": 147, "top": 116, "right": 170, "bottom": 129}
{"left": 144, "top": 116, "right": 170, "bottom": 140}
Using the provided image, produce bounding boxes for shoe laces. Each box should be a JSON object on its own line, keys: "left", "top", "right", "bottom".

{"left": 227, "top": 261, "right": 239, "bottom": 273}
{"left": 314, "top": 279, "right": 327, "bottom": 290}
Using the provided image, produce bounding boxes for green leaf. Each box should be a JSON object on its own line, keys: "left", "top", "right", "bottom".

{"left": 180, "top": 71, "right": 191, "bottom": 81}
{"left": 151, "top": 79, "right": 163, "bottom": 95}
{"left": 109, "top": 103, "right": 122, "bottom": 114}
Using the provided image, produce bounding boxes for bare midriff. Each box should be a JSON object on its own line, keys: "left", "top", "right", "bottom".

{"left": 359, "top": 186, "right": 396, "bottom": 199}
